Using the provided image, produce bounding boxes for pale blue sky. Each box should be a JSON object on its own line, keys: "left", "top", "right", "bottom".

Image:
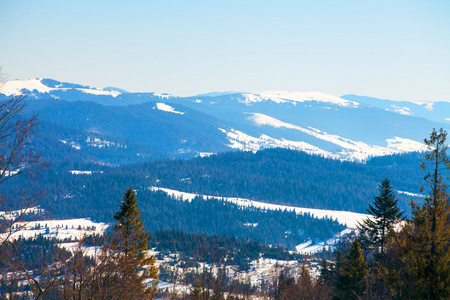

{"left": 1, "top": 0, "right": 449, "bottom": 101}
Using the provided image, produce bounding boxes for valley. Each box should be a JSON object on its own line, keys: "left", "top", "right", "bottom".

{"left": 1, "top": 79, "right": 448, "bottom": 298}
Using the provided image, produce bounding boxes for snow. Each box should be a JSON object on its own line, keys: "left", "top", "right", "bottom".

{"left": 0, "top": 206, "right": 43, "bottom": 221}
{"left": 0, "top": 78, "right": 121, "bottom": 97}
{"left": 295, "top": 228, "right": 354, "bottom": 254}
{"left": 233, "top": 113, "right": 428, "bottom": 161}
{"left": 154, "top": 93, "right": 174, "bottom": 99}
{"left": 0, "top": 168, "right": 20, "bottom": 177}
{"left": 386, "top": 137, "right": 429, "bottom": 152}
{"left": 218, "top": 127, "right": 334, "bottom": 158}
{"left": 149, "top": 187, "right": 371, "bottom": 228}
{"left": 198, "top": 152, "right": 215, "bottom": 158}
{"left": 0, "top": 217, "right": 109, "bottom": 242}
{"left": 249, "top": 113, "right": 390, "bottom": 159}
{"left": 397, "top": 190, "right": 425, "bottom": 198}
{"left": 242, "top": 91, "right": 359, "bottom": 108}
{"left": 79, "top": 88, "right": 120, "bottom": 97}
{"left": 155, "top": 103, "right": 185, "bottom": 115}
{"left": 60, "top": 139, "right": 81, "bottom": 150}
{"left": 86, "top": 137, "right": 124, "bottom": 148}
{"left": 390, "top": 105, "right": 412, "bottom": 115}
{"left": 1, "top": 78, "right": 53, "bottom": 96}
{"left": 70, "top": 170, "right": 93, "bottom": 175}
{"left": 250, "top": 113, "right": 384, "bottom": 159}
{"left": 245, "top": 258, "right": 304, "bottom": 285}
{"left": 412, "top": 101, "right": 434, "bottom": 111}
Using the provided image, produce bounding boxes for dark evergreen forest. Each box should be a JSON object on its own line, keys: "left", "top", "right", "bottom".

{"left": 6, "top": 148, "right": 426, "bottom": 249}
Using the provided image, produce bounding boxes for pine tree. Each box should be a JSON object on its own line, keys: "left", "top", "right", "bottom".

{"left": 358, "top": 178, "right": 404, "bottom": 256}
{"left": 319, "top": 258, "right": 333, "bottom": 286}
{"left": 297, "top": 263, "right": 315, "bottom": 299}
{"left": 398, "top": 128, "right": 450, "bottom": 299}
{"left": 335, "top": 239, "right": 368, "bottom": 300}
{"left": 113, "top": 188, "right": 159, "bottom": 299}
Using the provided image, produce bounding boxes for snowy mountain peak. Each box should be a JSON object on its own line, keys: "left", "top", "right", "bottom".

{"left": 1, "top": 78, "right": 121, "bottom": 97}
{"left": 242, "top": 91, "right": 359, "bottom": 107}
{"left": 1, "top": 78, "right": 53, "bottom": 96}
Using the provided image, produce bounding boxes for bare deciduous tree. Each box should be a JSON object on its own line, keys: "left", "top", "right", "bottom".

{"left": 0, "top": 70, "right": 51, "bottom": 298}
{"left": 0, "top": 70, "right": 48, "bottom": 249}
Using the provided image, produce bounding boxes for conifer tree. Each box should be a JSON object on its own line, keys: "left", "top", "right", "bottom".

{"left": 319, "top": 258, "right": 333, "bottom": 287}
{"left": 335, "top": 239, "right": 368, "bottom": 300}
{"left": 358, "top": 178, "right": 404, "bottom": 256}
{"left": 297, "top": 263, "right": 315, "bottom": 299}
{"left": 398, "top": 128, "right": 450, "bottom": 299}
{"left": 113, "top": 188, "right": 159, "bottom": 299}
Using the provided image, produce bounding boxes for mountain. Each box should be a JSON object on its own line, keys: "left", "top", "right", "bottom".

{"left": 27, "top": 99, "right": 231, "bottom": 160}
{"left": 2, "top": 78, "right": 449, "bottom": 163}
{"left": 174, "top": 91, "right": 444, "bottom": 161}
{"left": 341, "top": 94, "right": 450, "bottom": 126}
{"left": 0, "top": 78, "right": 166, "bottom": 106}
{"left": 3, "top": 78, "right": 446, "bottom": 253}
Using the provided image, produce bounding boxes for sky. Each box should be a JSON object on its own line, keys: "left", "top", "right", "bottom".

{"left": 1, "top": 0, "right": 449, "bottom": 101}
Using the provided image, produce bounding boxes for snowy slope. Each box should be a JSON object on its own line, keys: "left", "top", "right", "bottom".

{"left": 155, "top": 103, "right": 185, "bottom": 115}
{"left": 242, "top": 91, "right": 359, "bottom": 107}
{"left": 0, "top": 208, "right": 108, "bottom": 242}
{"left": 149, "top": 187, "right": 371, "bottom": 228}
{"left": 245, "top": 113, "right": 429, "bottom": 161}
{"left": 3, "top": 78, "right": 448, "bottom": 162}
{"left": 150, "top": 187, "right": 373, "bottom": 254}
{"left": 1, "top": 78, "right": 120, "bottom": 97}
{"left": 342, "top": 94, "right": 450, "bottom": 125}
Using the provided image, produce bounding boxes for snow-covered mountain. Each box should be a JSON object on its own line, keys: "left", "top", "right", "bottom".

{"left": 0, "top": 78, "right": 169, "bottom": 106}
{"left": 2, "top": 78, "right": 448, "bottom": 162}
{"left": 342, "top": 94, "right": 450, "bottom": 126}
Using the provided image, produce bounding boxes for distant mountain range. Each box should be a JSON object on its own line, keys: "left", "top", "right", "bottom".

{"left": 1, "top": 78, "right": 449, "bottom": 164}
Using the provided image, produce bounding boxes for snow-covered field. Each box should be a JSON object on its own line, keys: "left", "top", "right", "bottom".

{"left": 155, "top": 103, "right": 185, "bottom": 115}
{"left": 0, "top": 212, "right": 108, "bottom": 242}
{"left": 148, "top": 186, "right": 374, "bottom": 254}
{"left": 149, "top": 187, "right": 370, "bottom": 228}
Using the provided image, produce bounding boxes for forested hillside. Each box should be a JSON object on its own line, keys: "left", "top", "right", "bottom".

{"left": 4, "top": 147, "right": 427, "bottom": 250}
{"left": 8, "top": 148, "right": 427, "bottom": 215}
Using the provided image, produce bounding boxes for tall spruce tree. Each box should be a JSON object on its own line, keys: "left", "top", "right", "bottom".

{"left": 358, "top": 178, "right": 403, "bottom": 256}
{"left": 335, "top": 239, "right": 368, "bottom": 300}
{"left": 399, "top": 128, "right": 450, "bottom": 299}
{"left": 113, "top": 188, "right": 159, "bottom": 299}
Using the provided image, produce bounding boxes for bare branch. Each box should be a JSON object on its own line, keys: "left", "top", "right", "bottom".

{"left": 0, "top": 96, "right": 49, "bottom": 185}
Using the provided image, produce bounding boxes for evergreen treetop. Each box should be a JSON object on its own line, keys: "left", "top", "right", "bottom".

{"left": 398, "top": 128, "right": 450, "bottom": 299}
{"left": 358, "top": 178, "right": 404, "bottom": 255}
{"left": 335, "top": 239, "right": 368, "bottom": 300}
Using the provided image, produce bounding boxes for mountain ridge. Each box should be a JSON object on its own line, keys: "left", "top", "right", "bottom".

{"left": 2, "top": 78, "right": 449, "bottom": 163}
